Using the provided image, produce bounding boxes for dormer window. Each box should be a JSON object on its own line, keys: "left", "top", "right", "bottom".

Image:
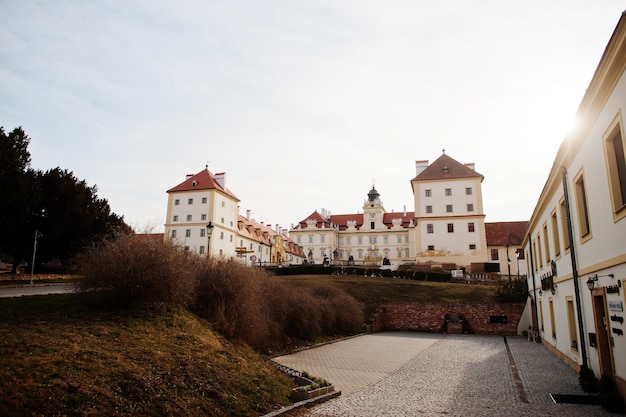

{"left": 443, "top": 166, "right": 449, "bottom": 174}
{"left": 192, "top": 181, "right": 197, "bottom": 187}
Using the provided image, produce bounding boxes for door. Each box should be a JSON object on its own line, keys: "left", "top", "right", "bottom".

{"left": 592, "top": 291, "right": 614, "bottom": 377}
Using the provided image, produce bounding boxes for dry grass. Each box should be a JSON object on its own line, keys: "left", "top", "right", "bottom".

{"left": 0, "top": 294, "right": 294, "bottom": 417}
{"left": 274, "top": 274, "right": 497, "bottom": 318}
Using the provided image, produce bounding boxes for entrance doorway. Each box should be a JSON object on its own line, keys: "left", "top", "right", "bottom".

{"left": 592, "top": 290, "right": 614, "bottom": 378}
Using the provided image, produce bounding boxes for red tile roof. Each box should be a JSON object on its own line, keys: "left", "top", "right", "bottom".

{"left": 293, "top": 210, "right": 415, "bottom": 230}
{"left": 485, "top": 221, "right": 528, "bottom": 246}
{"left": 167, "top": 169, "right": 239, "bottom": 201}
{"left": 412, "top": 153, "right": 483, "bottom": 182}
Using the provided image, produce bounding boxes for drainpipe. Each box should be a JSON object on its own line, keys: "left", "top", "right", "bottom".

{"left": 528, "top": 236, "right": 541, "bottom": 343}
{"left": 562, "top": 168, "right": 588, "bottom": 368}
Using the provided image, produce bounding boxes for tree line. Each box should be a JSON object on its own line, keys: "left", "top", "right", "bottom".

{"left": 0, "top": 126, "right": 130, "bottom": 274}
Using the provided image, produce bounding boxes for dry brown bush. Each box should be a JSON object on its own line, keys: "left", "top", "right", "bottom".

{"left": 75, "top": 232, "right": 197, "bottom": 308}
{"left": 75, "top": 234, "right": 365, "bottom": 351}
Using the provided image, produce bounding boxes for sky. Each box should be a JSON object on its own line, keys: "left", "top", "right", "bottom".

{"left": 1, "top": 1, "right": 625, "bottom": 233}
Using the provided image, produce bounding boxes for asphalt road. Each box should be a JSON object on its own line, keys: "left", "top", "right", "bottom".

{"left": 0, "top": 283, "right": 74, "bottom": 298}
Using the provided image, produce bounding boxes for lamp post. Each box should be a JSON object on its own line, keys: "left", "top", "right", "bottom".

{"left": 506, "top": 243, "right": 511, "bottom": 282}
{"left": 30, "top": 230, "right": 42, "bottom": 287}
{"left": 206, "top": 222, "right": 214, "bottom": 257}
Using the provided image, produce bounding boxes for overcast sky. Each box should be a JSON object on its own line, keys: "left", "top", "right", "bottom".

{"left": 2, "top": 1, "right": 625, "bottom": 232}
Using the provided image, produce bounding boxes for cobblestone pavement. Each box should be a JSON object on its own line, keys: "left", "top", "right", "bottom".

{"left": 275, "top": 333, "right": 617, "bottom": 417}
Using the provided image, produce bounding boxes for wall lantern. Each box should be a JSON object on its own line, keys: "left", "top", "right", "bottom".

{"left": 538, "top": 289, "right": 543, "bottom": 297}
{"left": 551, "top": 285, "right": 557, "bottom": 296}
{"left": 587, "top": 273, "right": 615, "bottom": 291}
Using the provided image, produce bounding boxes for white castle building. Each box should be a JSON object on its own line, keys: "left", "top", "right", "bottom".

{"left": 290, "top": 152, "right": 494, "bottom": 272}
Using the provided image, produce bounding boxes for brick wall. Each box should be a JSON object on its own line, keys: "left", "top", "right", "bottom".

{"left": 369, "top": 302, "right": 525, "bottom": 335}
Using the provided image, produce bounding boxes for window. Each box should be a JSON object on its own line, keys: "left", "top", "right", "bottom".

{"left": 221, "top": 201, "right": 225, "bottom": 207}
{"left": 186, "top": 215, "right": 192, "bottom": 221}
{"left": 185, "top": 229, "right": 191, "bottom": 238}
{"left": 551, "top": 210, "right": 560, "bottom": 257}
{"left": 533, "top": 240, "right": 538, "bottom": 271}
{"left": 201, "top": 197, "right": 207, "bottom": 203}
{"left": 171, "top": 230, "right": 177, "bottom": 238}
{"left": 469, "top": 244, "right": 476, "bottom": 250}
{"left": 491, "top": 249, "right": 499, "bottom": 261}
{"left": 559, "top": 199, "right": 570, "bottom": 251}
{"left": 446, "top": 205, "right": 453, "bottom": 213}
{"left": 447, "top": 223, "right": 454, "bottom": 233}
{"left": 347, "top": 237, "right": 351, "bottom": 244}
{"left": 201, "top": 214, "right": 207, "bottom": 221}
{"left": 539, "top": 299, "right": 545, "bottom": 331}
{"left": 384, "top": 236, "right": 388, "bottom": 243}
{"left": 549, "top": 298, "right": 556, "bottom": 340}
{"left": 574, "top": 170, "right": 591, "bottom": 239}
{"left": 397, "top": 249, "right": 402, "bottom": 258}
{"left": 200, "top": 229, "right": 205, "bottom": 237}
{"left": 308, "top": 236, "right": 313, "bottom": 243}
{"left": 405, "top": 249, "right": 409, "bottom": 257}
{"left": 543, "top": 223, "right": 550, "bottom": 262}
{"left": 370, "top": 221, "right": 375, "bottom": 230}
{"left": 297, "top": 236, "right": 301, "bottom": 244}
{"left": 537, "top": 233, "right": 543, "bottom": 267}
{"left": 199, "top": 246, "right": 205, "bottom": 254}
{"left": 173, "top": 215, "right": 178, "bottom": 222}
{"left": 445, "top": 188, "right": 452, "bottom": 196}
{"left": 427, "top": 245, "right": 435, "bottom": 251}
{"left": 220, "top": 231, "right": 224, "bottom": 240}
{"left": 321, "top": 235, "right": 326, "bottom": 243}
{"left": 426, "top": 205, "right": 433, "bottom": 214}
{"left": 466, "top": 187, "right": 472, "bottom": 195}
{"left": 188, "top": 198, "right": 193, "bottom": 205}
{"left": 467, "top": 204, "right": 474, "bottom": 212}
{"left": 468, "top": 222, "right": 475, "bottom": 232}
{"left": 427, "top": 224, "right": 433, "bottom": 234}
{"left": 397, "top": 236, "right": 402, "bottom": 243}
{"left": 566, "top": 297, "right": 578, "bottom": 353}
{"left": 604, "top": 117, "right": 626, "bottom": 219}
{"left": 358, "top": 237, "right": 363, "bottom": 244}
{"left": 174, "top": 199, "right": 180, "bottom": 205}
{"left": 221, "top": 217, "right": 224, "bottom": 224}
{"left": 425, "top": 189, "right": 431, "bottom": 197}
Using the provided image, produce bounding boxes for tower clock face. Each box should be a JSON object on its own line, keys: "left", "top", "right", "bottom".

{"left": 370, "top": 213, "right": 376, "bottom": 218}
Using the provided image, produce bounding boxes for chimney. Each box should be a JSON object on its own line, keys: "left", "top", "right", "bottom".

{"left": 214, "top": 172, "right": 226, "bottom": 189}
{"left": 415, "top": 160, "right": 428, "bottom": 176}
{"left": 464, "top": 162, "right": 475, "bottom": 171}
{"left": 246, "top": 209, "right": 251, "bottom": 221}
{"left": 186, "top": 174, "right": 194, "bottom": 180}
{"left": 404, "top": 205, "right": 407, "bottom": 217}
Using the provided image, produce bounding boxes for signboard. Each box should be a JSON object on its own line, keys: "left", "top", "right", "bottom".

{"left": 250, "top": 255, "right": 257, "bottom": 262}
{"left": 451, "top": 270, "right": 464, "bottom": 278}
{"left": 609, "top": 300, "right": 623, "bottom": 312}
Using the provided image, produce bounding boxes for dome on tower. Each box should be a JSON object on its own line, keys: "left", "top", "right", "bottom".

{"left": 367, "top": 186, "right": 380, "bottom": 202}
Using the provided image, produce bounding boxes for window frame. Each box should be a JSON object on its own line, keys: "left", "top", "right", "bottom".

{"left": 603, "top": 112, "right": 626, "bottom": 221}
{"left": 573, "top": 169, "right": 592, "bottom": 242}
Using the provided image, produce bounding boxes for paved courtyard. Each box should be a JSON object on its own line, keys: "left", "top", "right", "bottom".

{"left": 273, "top": 333, "right": 617, "bottom": 417}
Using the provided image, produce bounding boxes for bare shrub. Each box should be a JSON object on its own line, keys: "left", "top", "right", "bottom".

{"left": 192, "top": 258, "right": 279, "bottom": 350}
{"left": 75, "top": 232, "right": 197, "bottom": 308}
{"left": 309, "top": 284, "right": 365, "bottom": 335}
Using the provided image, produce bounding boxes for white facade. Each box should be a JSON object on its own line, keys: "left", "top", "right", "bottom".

{"left": 523, "top": 11, "right": 626, "bottom": 400}
{"left": 164, "top": 169, "right": 305, "bottom": 264}
{"left": 411, "top": 155, "right": 488, "bottom": 268}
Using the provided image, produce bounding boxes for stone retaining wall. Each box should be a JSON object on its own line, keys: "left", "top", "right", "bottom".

{"left": 369, "top": 302, "right": 525, "bottom": 335}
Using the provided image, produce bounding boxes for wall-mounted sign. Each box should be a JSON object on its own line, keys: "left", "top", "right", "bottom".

{"left": 609, "top": 300, "right": 623, "bottom": 312}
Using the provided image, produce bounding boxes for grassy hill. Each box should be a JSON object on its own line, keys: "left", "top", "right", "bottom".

{"left": 0, "top": 293, "right": 294, "bottom": 417}
{"left": 275, "top": 274, "right": 497, "bottom": 318}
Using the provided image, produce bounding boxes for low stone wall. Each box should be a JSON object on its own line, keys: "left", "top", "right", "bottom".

{"left": 369, "top": 302, "right": 525, "bottom": 335}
